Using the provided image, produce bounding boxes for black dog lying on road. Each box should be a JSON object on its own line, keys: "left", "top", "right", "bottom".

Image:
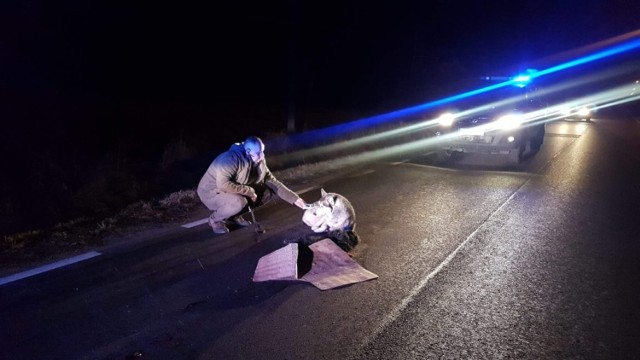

{"left": 289, "top": 229, "right": 360, "bottom": 253}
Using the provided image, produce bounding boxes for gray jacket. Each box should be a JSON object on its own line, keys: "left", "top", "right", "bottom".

{"left": 197, "top": 143, "right": 300, "bottom": 205}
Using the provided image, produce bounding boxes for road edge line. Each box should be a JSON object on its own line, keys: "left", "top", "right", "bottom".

{"left": 358, "top": 181, "right": 527, "bottom": 351}
{"left": 0, "top": 251, "right": 102, "bottom": 286}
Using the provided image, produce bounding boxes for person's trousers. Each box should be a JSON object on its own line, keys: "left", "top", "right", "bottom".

{"left": 203, "top": 187, "right": 277, "bottom": 222}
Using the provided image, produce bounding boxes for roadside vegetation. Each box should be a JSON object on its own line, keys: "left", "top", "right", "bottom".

{"left": 0, "top": 190, "right": 202, "bottom": 275}
{"left": 0, "top": 112, "right": 425, "bottom": 276}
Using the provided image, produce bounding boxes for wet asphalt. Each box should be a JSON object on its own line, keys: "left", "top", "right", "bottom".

{"left": 1, "top": 119, "right": 639, "bottom": 360}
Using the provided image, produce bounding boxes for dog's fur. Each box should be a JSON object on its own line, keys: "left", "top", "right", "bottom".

{"left": 302, "top": 188, "right": 355, "bottom": 232}
{"left": 300, "top": 188, "right": 358, "bottom": 251}
{"left": 296, "top": 229, "right": 360, "bottom": 252}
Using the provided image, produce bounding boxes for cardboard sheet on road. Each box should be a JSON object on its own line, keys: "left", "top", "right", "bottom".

{"left": 253, "top": 242, "right": 299, "bottom": 282}
{"left": 252, "top": 239, "right": 378, "bottom": 290}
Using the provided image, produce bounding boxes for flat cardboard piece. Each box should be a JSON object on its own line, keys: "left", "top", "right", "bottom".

{"left": 252, "top": 239, "right": 378, "bottom": 290}
{"left": 252, "top": 243, "right": 299, "bottom": 282}
{"left": 302, "top": 239, "right": 378, "bottom": 290}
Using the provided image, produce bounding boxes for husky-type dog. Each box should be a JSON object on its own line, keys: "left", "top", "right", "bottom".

{"left": 302, "top": 188, "right": 356, "bottom": 232}
{"left": 300, "top": 188, "right": 359, "bottom": 252}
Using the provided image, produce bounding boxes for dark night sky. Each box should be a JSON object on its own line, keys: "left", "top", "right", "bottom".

{"left": 3, "top": 1, "right": 638, "bottom": 128}
{"left": 1, "top": 0, "right": 639, "bottom": 234}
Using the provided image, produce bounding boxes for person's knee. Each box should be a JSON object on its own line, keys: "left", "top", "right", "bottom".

{"left": 235, "top": 195, "right": 249, "bottom": 210}
{"left": 223, "top": 194, "right": 248, "bottom": 213}
{"left": 211, "top": 193, "right": 249, "bottom": 219}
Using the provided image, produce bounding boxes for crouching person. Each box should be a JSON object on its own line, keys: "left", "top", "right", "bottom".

{"left": 197, "top": 136, "right": 308, "bottom": 234}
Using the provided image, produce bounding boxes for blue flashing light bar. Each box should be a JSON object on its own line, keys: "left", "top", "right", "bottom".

{"left": 512, "top": 75, "right": 531, "bottom": 87}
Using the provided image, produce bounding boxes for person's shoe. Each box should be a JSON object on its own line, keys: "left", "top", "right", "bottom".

{"left": 229, "top": 215, "right": 252, "bottom": 227}
{"left": 208, "top": 218, "right": 229, "bottom": 234}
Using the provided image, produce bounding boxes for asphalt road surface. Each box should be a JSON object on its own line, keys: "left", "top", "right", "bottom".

{"left": 1, "top": 119, "right": 639, "bottom": 360}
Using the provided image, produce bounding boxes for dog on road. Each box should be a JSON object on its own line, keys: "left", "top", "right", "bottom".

{"left": 300, "top": 188, "right": 358, "bottom": 251}
{"left": 303, "top": 188, "right": 355, "bottom": 232}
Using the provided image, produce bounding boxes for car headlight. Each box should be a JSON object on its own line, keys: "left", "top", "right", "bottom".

{"left": 559, "top": 106, "right": 572, "bottom": 116}
{"left": 577, "top": 106, "right": 591, "bottom": 117}
{"left": 437, "top": 113, "right": 455, "bottom": 127}
{"left": 494, "top": 114, "right": 523, "bottom": 130}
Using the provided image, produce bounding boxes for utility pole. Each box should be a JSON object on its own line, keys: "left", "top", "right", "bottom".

{"left": 286, "top": 0, "right": 300, "bottom": 133}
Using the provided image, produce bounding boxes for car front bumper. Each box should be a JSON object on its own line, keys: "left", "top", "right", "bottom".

{"left": 435, "top": 131, "right": 523, "bottom": 155}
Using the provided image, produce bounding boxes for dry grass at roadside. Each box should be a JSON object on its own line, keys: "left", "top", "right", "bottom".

{"left": 0, "top": 163, "right": 326, "bottom": 274}
{"left": 0, "top": 152, "right": 377, "bottom": 276}
{"left": 0, "top": 190, "right": 202, "bottom": 274}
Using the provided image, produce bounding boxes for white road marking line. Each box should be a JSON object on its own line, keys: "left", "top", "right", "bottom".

{"left": 359, "top": 179, "right": 528, "bottom": 348}
{"left": 182, "top": 218, "right": 209, "bottom": 228}
{"left": 0, "top": 251, "right": 102, "bottom": 286}
{"left": 347, "top": 169, "right": 376, "bottom": 177}
{"left": 389, "top": 160, "right": 409, "bottom": 165}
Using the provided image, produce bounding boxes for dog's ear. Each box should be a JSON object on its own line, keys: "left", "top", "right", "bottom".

{"left": 321, "top": 188, "right": 327, "bottom": 197}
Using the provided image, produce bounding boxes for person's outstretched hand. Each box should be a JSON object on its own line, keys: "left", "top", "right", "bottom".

{"left": 294, "top": 198, "right": 308, "bottom": 209}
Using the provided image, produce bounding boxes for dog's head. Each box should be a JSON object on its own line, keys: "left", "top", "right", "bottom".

{"left": 304, "top": 189, "right": 333, "bottom": 215}
{"left": 316, "top": 188, "right": 341, "bottom": 209}
{"left": 302, "top": 188, "right": 355, "bottom": 233}
{"left": 302, "top": 189, "right": 337, "bottom": 230}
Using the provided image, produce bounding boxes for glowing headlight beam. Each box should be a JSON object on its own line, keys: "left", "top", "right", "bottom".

{"left": 577, "top": 107, "right": 591, "bottom": 117}
{"left": 266, "top": 29, "right": 640, "bottom": 165}
{"left": 437, "top": 113, "right": 456, "bottom": 126}
{"left": 493, "top": 114, "right": 524, "bottom": 130}
{"left": 272, "top": 32, "right": 640, "bottom": 153}
{"left": 272, "top": 80, "right": 640, "bottom": 165}
{"left": 270, "top": 118, "right": 441, "bottom": 165}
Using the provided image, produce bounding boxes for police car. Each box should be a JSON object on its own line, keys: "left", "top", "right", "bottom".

{"left": 432, "top": 74, "right": 548, "bottom": 165}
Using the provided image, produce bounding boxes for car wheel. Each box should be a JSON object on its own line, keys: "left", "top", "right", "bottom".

{"left": 530, "top": 127, "right": 545, "bottom": 152}
{"left": 434, "top": 150, "right": 462, "bottom": 166}
{"left": 434, "top": 150, "right": 455, "bottom": 164}
{"left": 509, "top": 144, "right": 525, "bottom": 165}
{"left": 530, "top": 135, "right": 543, "bottom": 152}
